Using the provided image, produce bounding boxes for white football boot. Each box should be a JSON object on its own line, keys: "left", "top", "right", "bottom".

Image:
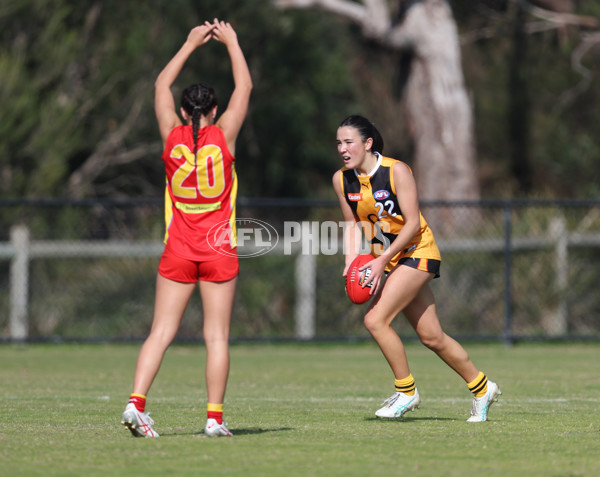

{"left": 121, "top": 403, "right": 159, "bottom": 438}
{"left": 204, "top": 418, "right": 233, "bottom": 437}
{"left": 375, "top": 388, "right": 421, "bottom": 418}
{"left": 467, "top": 380, "right": 501, "bottom": 422}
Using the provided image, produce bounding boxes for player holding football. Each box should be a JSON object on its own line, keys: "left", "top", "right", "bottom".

{"left": 332, "top": 115, "right": 500, "bottom": 422}
{"left": 121, "top": 19, "right": 252, "bottom": 437}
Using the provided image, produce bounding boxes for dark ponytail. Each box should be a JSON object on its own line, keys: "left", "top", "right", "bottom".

{"left": 181, "top": 83, "right": 218, "bottom": 157}
{"left": 339, "top": 115, "right": 384, "bottom": 155}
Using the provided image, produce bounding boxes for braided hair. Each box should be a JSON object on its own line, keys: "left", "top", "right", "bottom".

{"left": 180, "top": 83, "right": 218, "bottom": 157}
{"left": 339, "top": 115, "right": 384, "bottom": 155}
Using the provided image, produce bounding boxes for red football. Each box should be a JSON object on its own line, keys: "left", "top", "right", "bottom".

{"left": 345, "top": 253, "right": 375, "bottom": 304}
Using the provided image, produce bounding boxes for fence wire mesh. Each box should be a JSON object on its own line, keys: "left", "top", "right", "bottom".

{"left": 1, "top": 198, "right": 600, "bottom": 342}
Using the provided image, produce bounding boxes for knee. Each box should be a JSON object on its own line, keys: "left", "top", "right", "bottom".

{"left": 419, "top": 332, "right": 446, "bottom": 352}
{"left": 204, "top": 333, "right": 230, "bottom": 346}
{"left": 203, "top": 323, "right": 230, "bottom": 344}
{"left": 148, "top": 324, "right": 178, "bottom": 347}
{"left": 364, "top": 313, "right": 386, "bottom": 335}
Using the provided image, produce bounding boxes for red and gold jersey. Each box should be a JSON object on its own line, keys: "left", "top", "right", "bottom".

{"left": 162, "top": 124, "right": 237, "bottom": 260}
{"left": 339, "top": 154, "right": 440, "bottom": 272}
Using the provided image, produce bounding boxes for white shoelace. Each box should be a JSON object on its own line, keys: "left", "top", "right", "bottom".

{"left": 381, "top": 392, "right": 402, "bottom": 407}
{"left": 142, "top": 412, "right": 155, "bottom": 425}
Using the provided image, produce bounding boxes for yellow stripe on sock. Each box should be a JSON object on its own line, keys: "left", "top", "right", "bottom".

{"left": 467, "top": 372, "right": 488, "bottom": 397}
{"left": 207, "top": 402, "right": 224, "bottom": 412}
{"left": 130, "top": 393, "right": 146, "bottom": 399}
{"left": 395, "top": 374, "right": 416, "bottom": 396}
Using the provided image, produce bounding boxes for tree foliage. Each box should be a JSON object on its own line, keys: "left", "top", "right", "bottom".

{"left": 1, "top": 0, "right": 599, "bottom": 200}
{"left": 276, "top": 0, "right": 481, "bottom": 208}
{"left": 456, "top": 0, "right": 600, "bottom": 197}
{"left": 0, "top": 0, "right": 355, "bottom": 199}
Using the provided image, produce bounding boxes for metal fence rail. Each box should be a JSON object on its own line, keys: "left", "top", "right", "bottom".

{"left": 2, "top": 198, "right": 600, "bottom": 342}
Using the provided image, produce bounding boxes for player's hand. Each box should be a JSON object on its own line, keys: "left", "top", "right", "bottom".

{"left": 210, "top": 19, "right": 239, "bottom": 47}
{"left": 342, "top": 253, "right": 359, "bottom": 278}
{"left": 359, "top": 256, "right": 386, "bottom": 295}
{"left": 187, "top": 22, "right": 215, "bottom": 48}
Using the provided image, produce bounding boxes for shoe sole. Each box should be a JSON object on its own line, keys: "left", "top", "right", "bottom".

{"left": 204, "top": 427, "right": 233, "bottom": 437}
{"left": 121, "top": 412, "right": 159, "bottom": 438}
{"left": 205, "top": 430, "right": 233, "bottom": 437}
{"left": 489, "top": 386, "right": 502, "bottom": 412}
{"left": 122, "top": 418, "right": 144, "bottom": 437}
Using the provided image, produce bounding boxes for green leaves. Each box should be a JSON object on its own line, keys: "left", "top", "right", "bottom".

{"left": 1, "top": 1, "right": 598, "bottom": 199}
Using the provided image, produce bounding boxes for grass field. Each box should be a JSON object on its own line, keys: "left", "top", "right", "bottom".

{"left": 1, "top": 341, "right": 599, "bottom": 476}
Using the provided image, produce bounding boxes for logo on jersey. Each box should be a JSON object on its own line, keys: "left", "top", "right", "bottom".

{"left": 374, "top": 190, "right": 390, "bottom": 200}
{"left": 347, "top": 193, "right": 362, "bottom": 201}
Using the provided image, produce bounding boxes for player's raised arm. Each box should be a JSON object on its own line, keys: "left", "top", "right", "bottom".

{"left": 154, "top": 23, "right": 215, "bottom": 145}
{"left": 211, "top": 20, "right": 253, "bottom": 155}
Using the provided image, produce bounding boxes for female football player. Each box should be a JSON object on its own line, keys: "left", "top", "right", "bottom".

{"left": 332, "top": 115, "right": 500, "bottom": 421}
{"left": 121, "top": 19, "right": 252, "bottom": 437}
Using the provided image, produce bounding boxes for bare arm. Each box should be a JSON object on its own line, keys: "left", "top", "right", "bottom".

{"left": 154, "top": 22, "right": 215, "bottom": 145}
{"left": 364, "top": 162, "right": 422, "bottom": 292}
{"left": 358, "top": 162, "right": 422, "bottom": 294}
{"left": 212, "top": 20, "right": 253, "bottom": 156}
{"left": 332, "top": 170, "right": 362, "bottom": 277}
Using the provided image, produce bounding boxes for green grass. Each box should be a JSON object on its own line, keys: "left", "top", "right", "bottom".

{"left": 1, "top": 342, "right": 599, "bottom": 476}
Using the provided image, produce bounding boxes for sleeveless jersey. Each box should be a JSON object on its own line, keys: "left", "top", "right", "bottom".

{"left": 162, "top": 124, "right": 237, "bottom": 260}
{"left": 340, "top": 154, "right": 441, "bottom": 272}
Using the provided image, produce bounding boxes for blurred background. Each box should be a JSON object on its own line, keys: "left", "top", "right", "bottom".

{"left": 1, "top": 0, "right": 599, "bottom": 342}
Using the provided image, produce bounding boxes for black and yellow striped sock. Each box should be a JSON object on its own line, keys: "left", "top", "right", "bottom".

{"left": 467, "top": 372, "right": 488, "bottom": 398}
{"left": 395, "top": 374, "right": 416, "bottom": 396}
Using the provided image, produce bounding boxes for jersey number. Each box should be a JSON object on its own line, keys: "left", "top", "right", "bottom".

{"left": 374, "top": 200, "right": 397, "bottom": 219}
{"left": 170, "top": 144, "right": 226, "bottom": 199}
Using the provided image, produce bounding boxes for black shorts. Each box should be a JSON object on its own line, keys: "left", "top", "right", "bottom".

{"left": 397, "top": 257, "right": 441, "bottom": 278}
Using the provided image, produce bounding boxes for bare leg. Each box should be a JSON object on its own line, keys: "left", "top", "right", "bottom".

{"left": 363, "top": 266, "right": 432, "bottom": 379}
{"left": 403, "top": 283, "right": 479, "bottom": 383}
{"left": 132, "top": 274, "right": 195, "bottom": 395}
{"left": 199, "top": 277, "right": 237, "bottom": 404}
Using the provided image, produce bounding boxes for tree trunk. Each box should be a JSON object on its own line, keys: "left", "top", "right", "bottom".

{"left": 275, "top": 0, "right": 480, "bottom": 231}
{"left": 509, "top": 4, "right": 533, "bottom": 193}
{"left": 397, "top": 1, "right": 478, "bottom": 201}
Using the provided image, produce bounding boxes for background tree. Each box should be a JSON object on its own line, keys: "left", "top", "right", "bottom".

{"left": 0, "top": 0, "right": 176, "bottom": 198}
{"left": 456, "top": 0, "right": 600, "bottom": 196}
{"left": 276, "top": 0, "right": 481, "bottom": 207}
{"left": 1, "top": 0, "right": 599, "bottom": 201}
{"left": 0, "top": 0, "right": 355, "bottom": 199}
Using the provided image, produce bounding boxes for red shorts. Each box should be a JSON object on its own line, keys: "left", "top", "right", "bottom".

{"left": 158, "top": 247, "right": 239, "bottom": 283}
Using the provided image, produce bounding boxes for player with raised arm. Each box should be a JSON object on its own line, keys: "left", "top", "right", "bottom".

{"left": 121, "top": 18, "right": 252, "bottom": 438}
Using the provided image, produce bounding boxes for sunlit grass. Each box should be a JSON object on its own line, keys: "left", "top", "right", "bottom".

{"left": 1, "top": 342, "right": 599, "bottom": 476}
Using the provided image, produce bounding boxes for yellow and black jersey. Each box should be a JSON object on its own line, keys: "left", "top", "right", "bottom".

{"left": 339, "top": 154, "right": 441, "bottom": 272}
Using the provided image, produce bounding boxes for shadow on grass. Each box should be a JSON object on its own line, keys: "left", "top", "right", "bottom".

{"left": 363, "top": 416, "right": 456, "bottom": 423}
{"left": 230, "top": 427, "right": 294, "bottom": 436}
{"left": 163, "top": 427, "right": 294, "bottom": 437}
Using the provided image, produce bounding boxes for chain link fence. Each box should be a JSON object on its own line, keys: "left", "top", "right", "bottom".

{"left": 1, "top": 198, "right": 600, "bottom": 343}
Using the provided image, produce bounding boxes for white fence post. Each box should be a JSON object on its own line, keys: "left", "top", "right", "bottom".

{"left": 549, "top": 215, "right": 568, "bottom": 336}
{"left": 294, "top": 222, "right": 317, "bottom": 339}
{"left": 10, "top": 225, "right": 30, "bottom": 341}
{"left": 4, "top": 208, "right": 600, "bottom": 341}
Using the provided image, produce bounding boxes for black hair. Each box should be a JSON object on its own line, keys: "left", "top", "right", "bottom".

{"left": 338, "top": 115, "right": 384, "bottom": 155}
{"left": 181, "top": 83, "right": 218, "bottom": 156}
